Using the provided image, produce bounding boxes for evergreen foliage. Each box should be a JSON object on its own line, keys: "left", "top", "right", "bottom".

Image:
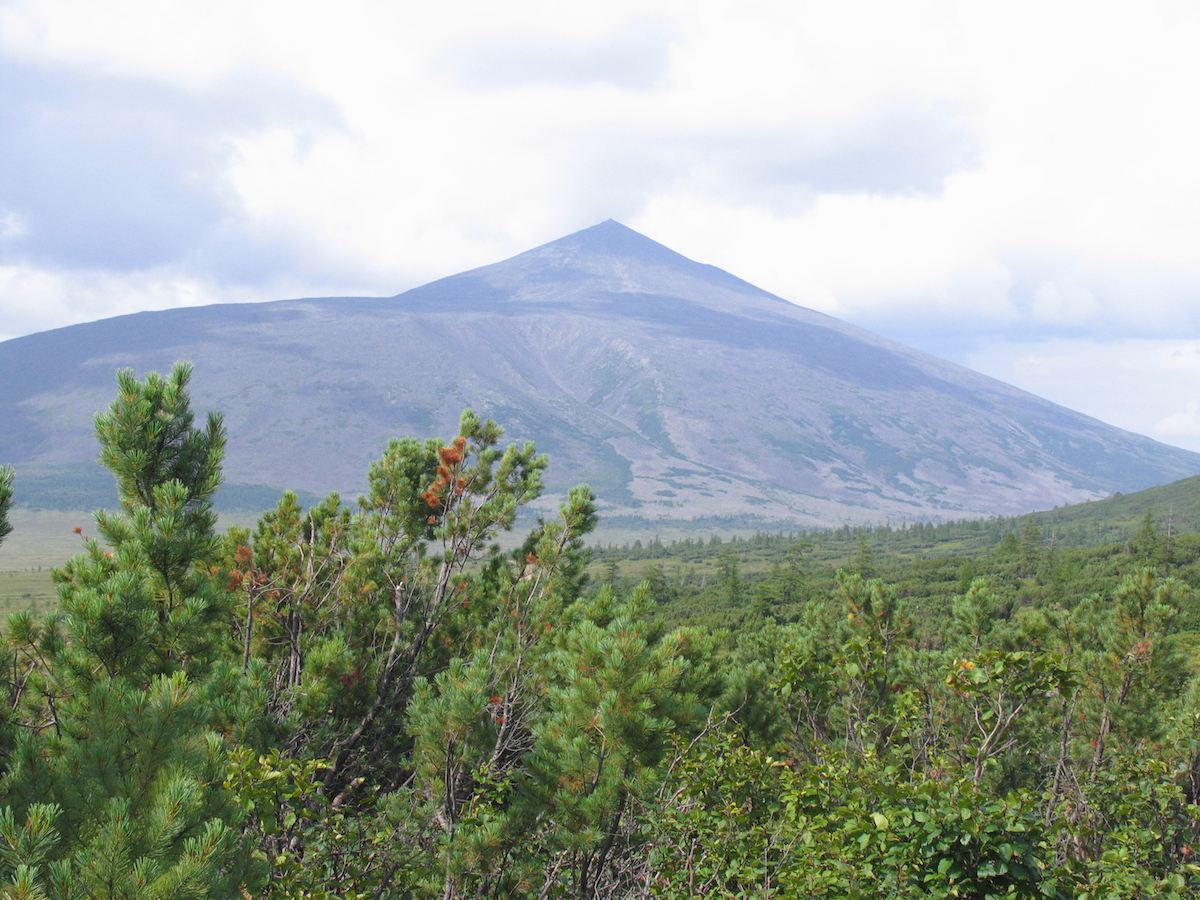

{"left": 0, "top": 364, "right": 257, "bottom": 899}
{"left": 5, "top": 362, "right": 1200, "bottom": 897}
{"left": 0, "top": 466, "right": 12, "bottom": 550}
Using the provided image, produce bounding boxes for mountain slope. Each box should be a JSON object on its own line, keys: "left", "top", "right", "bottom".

{"left": 1, "top": 220, "right": 1197, "bottom": 526}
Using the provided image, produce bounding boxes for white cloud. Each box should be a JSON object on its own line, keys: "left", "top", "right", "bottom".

{"left": 1157, "top": 402, "right": 1200, "bottom": 443}
{"left": 1030, "top": 278, "right": 1099, "bottom": 326}
{"left": 0, "top": 211, "right": 26, "bottom": 240}
{"left": 445, "top": 18, "right": 676, "bottom": 91}
{"left": 963, "top": 338, "right": 1200, "bottom": 453}
{"left": 0, "top": 262, "right": 308, "bottom": 343}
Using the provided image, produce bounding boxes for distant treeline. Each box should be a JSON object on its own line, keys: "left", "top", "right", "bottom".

{"left": 597, "top": 475, "right": 1200, "bottom": 565}
{"left": 8, "top": 461, "right": 323, "bottom": 513}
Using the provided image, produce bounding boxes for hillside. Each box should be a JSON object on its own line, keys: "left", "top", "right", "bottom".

{"left": 2, "top": 221, "right": 1198, "bottom": 527}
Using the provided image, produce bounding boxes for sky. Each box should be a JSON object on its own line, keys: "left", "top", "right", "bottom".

{"left": 3, "top": 0, "right": 1200, "bottom": 451}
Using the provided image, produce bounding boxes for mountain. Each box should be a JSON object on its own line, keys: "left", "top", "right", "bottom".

{"left": 2, "top": 220, "right": 1198, "bottom": 527}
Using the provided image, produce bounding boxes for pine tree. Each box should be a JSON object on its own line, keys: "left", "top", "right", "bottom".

{"left": 227, "top": 422, "right": 625, "bottom": 898}
{"left": 851, "top": 533, "right": 876, "bottom": 578}
{"left": 716, "top": 546, "right": 742, "bottom": 604}
{"left": 528, "top": 583, "right": 705, "bottom": 897}
{"left": 0, "top": 364, "right": 259, "bottom": 899}
{"left": 0, "top": 465, "right": 13, "bottom": 550}
{"left": 1132, "top": 510, "right": 1160, "bottom": 561}
{"left": 1016, "top": 517, "right": 1044, "bottom": 578}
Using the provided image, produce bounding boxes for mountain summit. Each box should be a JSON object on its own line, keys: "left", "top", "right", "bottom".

{"left": 393, "top": 219, "right": 789, "bottom": 315}
{"left": 2, "top": 222, "right": 1197, "bottom": 527}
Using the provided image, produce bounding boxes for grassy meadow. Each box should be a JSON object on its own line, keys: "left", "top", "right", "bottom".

{"left": 0, "top": 507, "right": 266, "bottom": 615}
{"left": 0, "top": 510, "right": 81, "bottom": 616}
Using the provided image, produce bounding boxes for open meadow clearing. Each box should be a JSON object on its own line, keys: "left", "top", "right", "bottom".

{"left": 0, "top": 509, "right": 82, "bottom": 612}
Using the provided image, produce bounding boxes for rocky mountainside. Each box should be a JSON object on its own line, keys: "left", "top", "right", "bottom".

{"left": 2, "top": 220, "right": 1198, "bottom": 527}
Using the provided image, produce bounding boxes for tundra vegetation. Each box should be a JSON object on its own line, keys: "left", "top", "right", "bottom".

{"left": 0, "top": 363, "right": 1199, "bottom": 898}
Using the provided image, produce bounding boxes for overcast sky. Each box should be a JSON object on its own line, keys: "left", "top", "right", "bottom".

{"left": 3, "top": 0, "right": 1200, "bottom": 451}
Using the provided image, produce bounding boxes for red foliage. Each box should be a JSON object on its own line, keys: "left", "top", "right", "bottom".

{"left": 423, "top": 435, "right": 472, "bottom": 509}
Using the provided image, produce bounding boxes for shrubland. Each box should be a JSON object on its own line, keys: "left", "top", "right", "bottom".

{"left": 0, "top": 363, "right": 1198, "bottom": 898}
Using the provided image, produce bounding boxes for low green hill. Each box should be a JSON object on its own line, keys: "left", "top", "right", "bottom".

{"left": 1025, "top": 473, "right": 1200, "bottom": 546}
